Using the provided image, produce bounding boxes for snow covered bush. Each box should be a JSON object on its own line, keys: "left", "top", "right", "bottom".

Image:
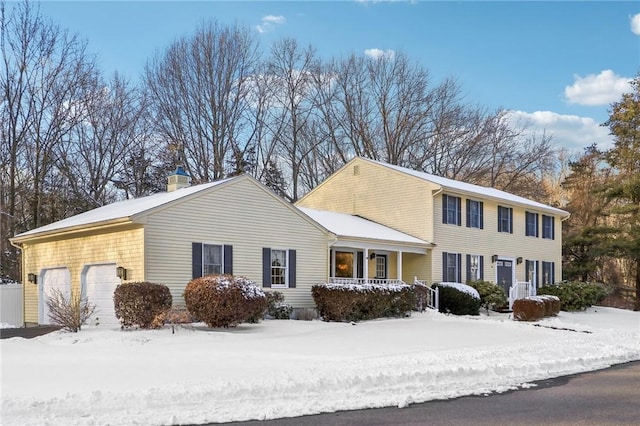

{"left": 512, "top": 298, "right": 545, "bottom": 321}
{"left": 45, "top": 288, "right": 96, "bottom": 332}
{"left": 538, "top": 281, "right": 609, "bottom": 311}
{"left": 113, "top": 282, "right": 172, "bottom": 329}
{"left": 183, "top": 275, "right": 267, "bottom": 328}
{"left": 265, "top": 291, "right": 293, "bottom": 319}
{"left": 431, "top": 282, "right": 480, "bottom": 316}
{"left": 411, "top": 282, "right": 432, "bottom": 312}
{"left": 311, "top": 283, "right": 414, "bottom": 322}
{"left": 467, "top": 280, "right": 507, "bottom": 314}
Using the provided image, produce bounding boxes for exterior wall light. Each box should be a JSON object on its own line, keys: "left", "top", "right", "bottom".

{"left": 517, "top": 257, "right": 523, "bottom": 264}
{"left": 491, "top": 255, "right": 498, "bottom": 263}
{"left": 28, "top": 273, "right": 37, "bottom": 284}
{"left": 116, "top": 266, "right": 127, "bottom": 280}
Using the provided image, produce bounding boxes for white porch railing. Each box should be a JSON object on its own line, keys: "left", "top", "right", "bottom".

{"left": 414, "top": 278, "right": 439, "bottom": 311}
{"left": 328, "top": 278, "right": 405, "bottom": 285}
{"left": 1, "top": 283, "right": 23, "bottom": 327}
{"left": 509, "top": 281, "right": 536, "bottom": 309}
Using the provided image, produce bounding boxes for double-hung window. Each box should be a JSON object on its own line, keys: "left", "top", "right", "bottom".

{"left": 442, "top": 252, "right": 462, "bottom": 282}
{"left": 542, "top": 261, "right": 555, "bottom": 285}
{"left": 192, "top": 243, "right": 233, "bottom": 278}
{"left": 525, "top": 260, "right": 538, "bottom": 287}
{"left": 542, "top": 215, "right": 555, "bottom": 239}
{"left": 263, "top": 247, "right": 296, "bottom": 288}
{"left": 442, "top": 194, "right": 462, "bottom": 226}
{"left": 466, "top": 199, "right": 484, "bottom": 229}
{"left": 466, "top": 254, "right": 484, "bottom": 281}
{"left": 497, "top": 206, "right": 513, "bottom": 233}
{"left": 525, "top": 212, "right": 539, "bottom": 237}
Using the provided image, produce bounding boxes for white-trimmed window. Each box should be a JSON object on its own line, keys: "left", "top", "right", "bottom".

{"left": 497, "top": 206, "right": 513, "bottom": 233}
{"left": 466, "top": 254, "right": 483, "bottom": 281}
{"left": 542, "top": 215, "right": 555, "bottom": 239}
{"left": 542, "top": 261, "right": 555, "bottom": 285}
{"left": 442, "top": 194, "right": 462, "bottom": 225}
{"left": 466, "top": 199, "right": 483, "bottom": 229}
{"left": 270, "top": 249, "right": 287, "bottom": 287}
{"left": 192, "top": 243, "right": 232, "bottom": 278}
{"left": 263, "top": 247, "right": 296, "bottom": 288}
{"left": 375, "top": 255, "right": 387, "bottom": 279}
{"left": 525, "top": 212, "right": 539, "bottom": 237}
{"left": 443, "top": 252, "right": 462, "bottom": 282}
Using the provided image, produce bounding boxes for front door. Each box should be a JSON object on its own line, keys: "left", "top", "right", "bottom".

{"left": 496, "top": 259, "right": 513, "bottom": 295}
{"left": 375, "top": 255, "right": 387, "bottom": 279}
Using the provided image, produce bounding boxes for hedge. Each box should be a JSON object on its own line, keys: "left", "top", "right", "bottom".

{"left": 312, "top": 283, "right": 415, "bottom": 322}
{"left": 467, "top": 280, "right": 507, "bottom": 313}
{"left": 538, "top": 281, "right": 610, "bottom": 311}
{"left": 431, "top": 282, "right": 480, "bottom": 316}
{"left": 513, "top": 295, "right": 560, "bottom": 321}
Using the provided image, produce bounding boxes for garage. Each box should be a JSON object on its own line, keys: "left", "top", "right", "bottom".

{"left": 39, "top": 268, "right": 71, "bottom": 325}
{"left": 82, "top": 263, "right": 120, "bottom": 328}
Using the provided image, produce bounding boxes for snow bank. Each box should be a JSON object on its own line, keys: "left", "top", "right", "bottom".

{"left": 438, "top": 281, "right": 481, "bottom": 299}
{"left": 1, "top": 307, "right": 638, "bottom": 425}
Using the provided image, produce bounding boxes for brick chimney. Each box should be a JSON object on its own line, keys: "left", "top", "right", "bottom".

{"left": 167, "top": 166, "right": 191, "bottom": 192}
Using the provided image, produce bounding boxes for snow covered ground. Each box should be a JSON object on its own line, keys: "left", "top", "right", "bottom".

{"left": 1, "top": 307, "right": 638, "bottom": 426}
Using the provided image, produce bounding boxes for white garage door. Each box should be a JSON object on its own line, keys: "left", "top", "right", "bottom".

{"left": 39, "top": 268, "right": 71, "bottom": 325}
{"left": 83, "top": 264, "right": 120, "bottom": 328}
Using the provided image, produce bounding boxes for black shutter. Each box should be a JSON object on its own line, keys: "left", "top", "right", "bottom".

{"left": 479, "top": 202, "right": 484, "bottom": 229}
{"left": 479, "top": 255, "right": 484, "bottom": 280}
{"left": 357, "top": 252, "right": 364, "bottom": 278}
{"left": 497, "top": 207, "right": 501, "bottom": 231}
{"left": 262, "top": 248, "right": 271, "bottom": 287}
{"left": 456, "top": 197, "right": 461, "bottom": 226}
{"left": 509, "top": 208, "right": 513, "bottom": 234}
{"left": 288, "top": 249, "right": 296, "bottom": 288}
{"left": 525, "top": 212, "right": 531, "bottom": 236}
{"left": 223, "top": 245, "right": 233, "bottom": 275}
{"left": 456, "top": 253, "right": 462, "bottom": 283}
{"left": 192, "top": 243, "right": 202, "bottom": 279}
{"left": 466, "top": 200, "right": 470, "bottom": 228}
{"left": 536, "top": 261, "right": 540, "bottom": 287}
{"left": 442, "top": 194, "right": 448, "bottom": 224}
{"left": 466, "top": 254, "right": 471, "bottom": 282}
{"left": 535, "top": 214, "right": 539, "bottom": 237}
{"left": 442, "top": 252, "right": 448, "bottom": 281}
{"left": 551, "top": 217, "right": 555, "bottom": 240}
{"left": 551, "top": 262, "right": 555, "bottom": 284}
{"left": 525, "top": 260, "right": 531, "bottom": 282}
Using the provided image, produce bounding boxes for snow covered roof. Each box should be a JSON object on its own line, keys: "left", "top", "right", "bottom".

{"left": 298, "top": 207, "right": 430, "bottom": 246}
{"left": 15, "top": 178, "right": 235, "bottom": 238}
{"left": 362, "top": 158, "right": 569, "bottom": 216}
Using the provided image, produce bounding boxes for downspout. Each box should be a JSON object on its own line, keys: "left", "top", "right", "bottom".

{"left": 9, "top": 239, "right": 25, "bottom": 327}
{"left": 327, "top": 234, "right": 338, "bottom": 282}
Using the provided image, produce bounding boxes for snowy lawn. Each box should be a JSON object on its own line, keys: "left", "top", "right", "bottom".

{"left": 1, "top": 307, "right": 638, "bottom": 426}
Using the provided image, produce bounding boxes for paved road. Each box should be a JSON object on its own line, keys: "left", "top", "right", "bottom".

{"left": 216, "top": 361, "right": 640, "bottom": 426}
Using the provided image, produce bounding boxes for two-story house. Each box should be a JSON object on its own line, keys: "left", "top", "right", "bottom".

{"left": 296, "top": 157, "right": 569, "bottom": 295}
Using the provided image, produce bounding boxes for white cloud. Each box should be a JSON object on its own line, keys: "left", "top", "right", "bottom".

{"left": 506, "top": 110, "right": 613, "bottom": 151}
{"left": 257, "top": 15, "right": 286, "bottom": 34}
{"left": 564, "top": 70, "right": 632, "bottom": 106}
{"left": 631, "top": 13, "right": 640, "bottom": 35}
{"left": 364, "top": 48, "right": 395, "bottom": 59}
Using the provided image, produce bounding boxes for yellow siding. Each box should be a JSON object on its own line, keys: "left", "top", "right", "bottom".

{"left": 402, "top": 252, "right": 431, "bottom": 283}
{"left": 297, "top": 158, "right": 439, "bottom": 242}
{"left": 433, "top": 194, "right": 564, "bottom": 284}
{"left": 21, "top": 226, "right": 144, "bottom": 323}
{"left": 144, "top": 178, "right": 328, "bottom": 308}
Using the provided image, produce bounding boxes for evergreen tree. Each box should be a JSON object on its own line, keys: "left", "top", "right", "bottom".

{"left": 602, "top": 74, "right": 640, "bottom": 310}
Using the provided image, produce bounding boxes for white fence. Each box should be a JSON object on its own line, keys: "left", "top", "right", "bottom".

{"left": 1, "top": 283, "right": 23, "bottom": 327}
{"left": 509, "top": 281, "right": 536, "bottom": 309}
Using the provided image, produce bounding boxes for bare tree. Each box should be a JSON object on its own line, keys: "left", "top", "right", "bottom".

{"left": 1, "top": 1, "right": 97, "bottom": 279}
{"left": 144, "top": 20, "right": 260, "bottom": 183}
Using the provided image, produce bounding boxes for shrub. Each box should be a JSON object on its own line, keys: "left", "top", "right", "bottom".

{"left": 512, "top": 298, "right": 545, "bottom": 321}
{"left": 467, "top": 280, "right": 507, "bottom": 314}
{"left": 45, "top": 288, "right": 96, "bottom": 332}
{"left": 265, "top": 291, "right": 293, "bottom": 319}
{"left": 312, "top": 283, "right": 415, "bottom": 322}
{"left": 113, "top": 282, "right": 172, "bottom": 329}
{"left": 538, "top": 281, "right": 610, "bottom": 311}
{"left": 183, "top": 275, "right": 267, "bottom": 328}
{"left": 149, "top": 305, "right": 196, "bottom": 331}
{"left": 431, "top": 282, "right": 481, "bottom": 316}
{"left": 411, "top": 283, "right": 433, "bottom": 312}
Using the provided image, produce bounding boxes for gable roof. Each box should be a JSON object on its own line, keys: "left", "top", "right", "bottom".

{"left": 298, "top": 207, "right": 431, "bottom": 247}
{"left": 13, "top": 177, "right": 237, "bottom": 239}
{"left": 359, "top": 157, "right": 569, "bottom": 217}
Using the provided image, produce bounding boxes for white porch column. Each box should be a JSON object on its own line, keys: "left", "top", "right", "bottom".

{"left": 363, "top": 248, "right": 369, "bottom": 284}
{"left": 397, "top": 251, "right": 403, "bottom": 283}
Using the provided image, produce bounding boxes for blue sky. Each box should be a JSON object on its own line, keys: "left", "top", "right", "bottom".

{"left": 34, "top": 0, "right": 640, "bottom": 152}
